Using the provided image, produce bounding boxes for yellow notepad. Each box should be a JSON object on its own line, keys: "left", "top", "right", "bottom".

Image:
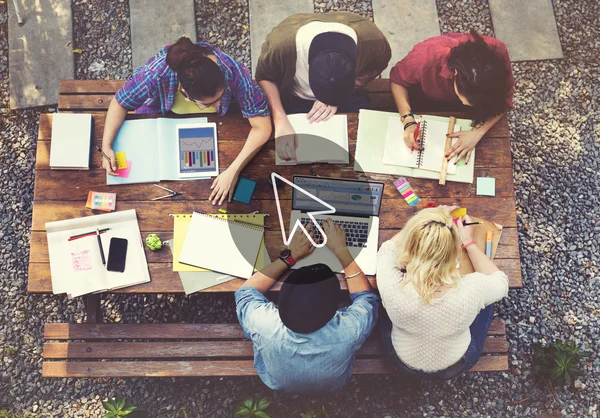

{"left": 172, "top": 214, "right": 269, "bottom": 272}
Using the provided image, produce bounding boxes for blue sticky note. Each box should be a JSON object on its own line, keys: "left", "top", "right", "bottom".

{"left": 233, "top": 178, "right": 257, "bottom": 204}
{"left": 476, "top": 177, "right": 496, "bottom": 196}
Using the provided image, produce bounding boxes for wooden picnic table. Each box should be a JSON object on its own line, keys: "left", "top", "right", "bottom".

{"left": 28, "top": 80, "right": 522, "bottom": 296}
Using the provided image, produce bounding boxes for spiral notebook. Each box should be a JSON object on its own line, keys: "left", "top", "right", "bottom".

{"left": 383, "top": 115, "right": 461, "bottom": 174}
{"left": 178, "top": 212, "right": 265, "bottom": 279}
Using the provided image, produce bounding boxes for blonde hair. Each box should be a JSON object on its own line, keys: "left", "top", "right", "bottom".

{"left": 395, "top": 208, "right": 462, "bottom": 304}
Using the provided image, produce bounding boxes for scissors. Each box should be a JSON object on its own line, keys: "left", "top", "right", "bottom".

{"left": 152, "top": 184, "right": 182, "bottom": 201}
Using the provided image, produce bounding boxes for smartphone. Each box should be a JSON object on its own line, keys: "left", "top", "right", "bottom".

{"left": 107, "top": 237, "right": 128, "bottom": 272}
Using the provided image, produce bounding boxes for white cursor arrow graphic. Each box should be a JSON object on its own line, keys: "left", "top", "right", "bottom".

{"left": 271, "top": 172, "right": 336, "bottom": 248}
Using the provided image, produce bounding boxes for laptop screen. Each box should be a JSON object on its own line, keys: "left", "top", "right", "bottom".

{"left": 292, "top": 176, "right": 384, "bottom": 217}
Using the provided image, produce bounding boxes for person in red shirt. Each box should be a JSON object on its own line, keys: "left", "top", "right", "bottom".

{"left": 390, "top": 31, "right": 514, "bottom": 164}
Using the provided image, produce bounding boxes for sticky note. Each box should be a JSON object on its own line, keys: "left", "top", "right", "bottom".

{"left": 116, "top": 160, "right": 132, "bottom": 179}
{"left": 476, "top": 177, "right": 496, "bottom": 196}
{"left": 233, "top": 178, "right": 257, "bottom": 204}
{"left": 394, "top": 177, "right": 420, "bottom": 207}
{"left": 115, "top": 152, "right": 128, "bottom": 170}
{"left": 451, "top": 208, "right": 467, "bottom": 218}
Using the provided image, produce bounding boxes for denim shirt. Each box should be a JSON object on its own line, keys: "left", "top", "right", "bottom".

{"left": 235, "top": 287, "right": 379, "bottom": 394}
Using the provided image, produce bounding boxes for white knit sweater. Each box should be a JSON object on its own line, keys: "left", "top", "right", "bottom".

{"left": 376, "top": 240, "right": 509, "bottom": 372}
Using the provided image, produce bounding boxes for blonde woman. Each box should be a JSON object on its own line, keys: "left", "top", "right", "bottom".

{"left": 376, "top": 206, "right": 509, "bottom": 380}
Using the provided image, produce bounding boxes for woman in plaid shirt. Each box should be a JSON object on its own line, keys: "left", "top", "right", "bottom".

{"left": 101, "top": 37, "right": 271, "bottom": 205}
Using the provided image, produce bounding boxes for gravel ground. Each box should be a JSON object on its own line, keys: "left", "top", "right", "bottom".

{"left": 1, "top": 0, "right": 600, "bottom": 417}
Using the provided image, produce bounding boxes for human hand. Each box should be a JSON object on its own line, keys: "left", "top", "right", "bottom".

{"left": 446, "top": 129, "right": 483, "bottom": 165}
{"left": 403, "top": 123, "right": 422, "bottom": 151}
{"left": 209, "top": 167, "right": 239, "bottom": 205}
{"left": 322, "top": 218, "right": 349, "bottom": 258}
{"left": 456, "top": 214, "right": 476, "bottom": 244}
{"left": 275, "top": 118, "right": 297, "bottom": 162}
{"left": 101, "top": 145, "right": 118, "bottom": 176}
{"left": 307, "top": 100, "right": 338, "bottom": 123}
{"left": 288, "top": 222, "right": 316, "bottom": 261}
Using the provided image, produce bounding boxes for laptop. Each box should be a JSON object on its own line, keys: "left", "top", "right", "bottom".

{"left": 289, "top": 175, "right": 384, "bottom": 275}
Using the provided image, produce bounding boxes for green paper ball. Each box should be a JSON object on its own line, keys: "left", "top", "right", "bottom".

{"left": 145, "top": 234, "right": 162, "bottom": 251}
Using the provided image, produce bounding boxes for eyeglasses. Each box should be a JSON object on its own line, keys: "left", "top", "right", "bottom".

{"left": 182, "top": 86, "right": 226, "bottom": 110}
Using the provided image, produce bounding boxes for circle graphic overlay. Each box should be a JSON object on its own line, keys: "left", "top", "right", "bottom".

{"left": 225, "top": 130, "right": 382, "bottom": 283}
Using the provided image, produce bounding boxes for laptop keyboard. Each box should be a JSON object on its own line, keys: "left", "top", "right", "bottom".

{"left": 300, "top": 217, "right": 369, "bottom": 248}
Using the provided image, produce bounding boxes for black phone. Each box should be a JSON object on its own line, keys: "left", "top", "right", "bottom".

{"left": 107, "top": 237, "right": 128, "bottom": 272}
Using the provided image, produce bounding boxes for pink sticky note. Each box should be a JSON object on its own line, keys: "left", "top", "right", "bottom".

{"left": 116, "top": 160, "right": 132, "bottom": 178}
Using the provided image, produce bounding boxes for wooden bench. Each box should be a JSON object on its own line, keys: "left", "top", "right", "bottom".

{"left": 35, "top": 79, "right": 520, "bottom": 377}
{"left": 42, "top": 321, "right": 508, "bottom": 377}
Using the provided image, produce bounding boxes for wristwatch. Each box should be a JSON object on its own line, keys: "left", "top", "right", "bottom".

{"left": 279, "top": 249, "right": 296, "bottom": 269}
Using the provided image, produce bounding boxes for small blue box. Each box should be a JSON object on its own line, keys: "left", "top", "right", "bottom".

{"left": 233, "top": 178, "right": 257, "bottom": 204}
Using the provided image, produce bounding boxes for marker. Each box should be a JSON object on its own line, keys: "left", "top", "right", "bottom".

{"left": 412, "top": 115, "right": 423, "bottom": 153}
{"left": 96, "top": 228, "right": 106, "bottom": 266}
{"left": 218, "top": 208, "right": 229, "bottom": 214}
{"left": 485, "top": 231, "right": 493, "bottom": 258}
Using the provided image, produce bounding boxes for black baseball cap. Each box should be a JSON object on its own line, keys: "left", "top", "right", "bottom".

{"left": 308, "top": 32, "right": 357, "bottom": 106}
{"left": 278, "top": 263, "right": 341, "bottom": 334}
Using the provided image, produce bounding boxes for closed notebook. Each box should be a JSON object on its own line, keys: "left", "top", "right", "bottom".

{"left": 50, "top": 113, "right": 92, "bottom": 170}
{"left": 178, "top": 212, "right": 264, "bottom": 279}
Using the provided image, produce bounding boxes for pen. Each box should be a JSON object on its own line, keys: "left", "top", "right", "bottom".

{"left": 95, "top": 146, "right": 112, "bottom": 165}
{"left": 463, "top": 222, "right": 482, "bottom": 226}
{"left": 412, "top": 115, "right": 422, "bottom": 153}
{"left": 69, "top": 227, "right": 110, "bottom": 241}
{"left": 96, "top": 228, "right": 106, "bottom": 265}
{"left": 485, "top": 231, "right": 493, "bottom": 258}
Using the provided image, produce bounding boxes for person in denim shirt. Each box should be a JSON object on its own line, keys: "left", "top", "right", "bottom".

{"left": 235, "top": 219, "right": 379, "bottom": 394}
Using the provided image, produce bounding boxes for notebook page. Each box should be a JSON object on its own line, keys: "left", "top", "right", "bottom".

{"left": 277, "top": 114, "right": 349, "bottom": 164}
{"left": 50, "top": 113, "right": 92, "bottom": 169}
{"left": 178, "top": 213, "right": 264, "bottom": 279}
{"left": 419, "top": 120, "right": 460, "bottom": 174}
{"left": 382, "top": 115, "right": 419, "bottom": 168}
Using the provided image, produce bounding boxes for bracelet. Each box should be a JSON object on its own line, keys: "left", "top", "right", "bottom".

{"left": 461, "top": 240, "right": 477, "bottom": 250}
{"left": 403, "top": 121, "right": 417, "bottom": 130}
{"left": 400, "top": 112, "right": 414, "bottom": 122}
{"left": 345, "top": 270, "right": 363, "bottom": 279}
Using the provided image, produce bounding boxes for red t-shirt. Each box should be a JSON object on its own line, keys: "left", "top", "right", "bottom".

{"left": 390, "top": 33, "right": 514, "bottom": 107}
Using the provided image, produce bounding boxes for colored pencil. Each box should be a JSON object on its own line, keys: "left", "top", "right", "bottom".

{"left": 69, "top": 227, "right": 110, "bottom": 241}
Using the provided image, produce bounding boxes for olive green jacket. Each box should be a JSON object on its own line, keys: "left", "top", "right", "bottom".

{"left": 255, "top": 12, "right": 391, "bottom": 96}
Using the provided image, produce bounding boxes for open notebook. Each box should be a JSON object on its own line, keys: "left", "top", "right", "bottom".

{"left": 107, "top": 117, "right": 214, "bottom": 185}
{"left": 383, "top": 116, "right": 461, "bottom": 174}
{"left": 46, "top": 209, "right": 150, "bottom": 298}
{"left": 178, "top": 212, "right": 265, "bottom": 279}
{"left": 276, "top": 114, "right": 349, "bottom": 165}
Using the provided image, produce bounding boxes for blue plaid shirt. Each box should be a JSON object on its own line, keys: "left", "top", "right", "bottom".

{"left": 115, "top": 42, "right": 269, "bottom": 118}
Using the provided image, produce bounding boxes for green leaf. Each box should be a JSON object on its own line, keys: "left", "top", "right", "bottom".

{"left": 243, "top": 397, "right": 254, "bottom": 410}
{"left": 234, "top": 406, "right": 251, "bottom": 417}
{"left": 117, "top": 398, "right": 126, "bottom": 411}
{"left": 72, "top": 49, "right": 84, "bottom": 54}
{"left": 104, "top": 412, "right": 117, "bottom": 418}
{"left": 257, "top": 398, "right": 271, "bottom": 411}
{"left": 104, "top": 402, "right": 117, "bottom": 413}
{"left": 254, "top": 412, "right": 270, "bottom": 418}
{"left": 123, "top": 406, "right": 137, "bottom": 413}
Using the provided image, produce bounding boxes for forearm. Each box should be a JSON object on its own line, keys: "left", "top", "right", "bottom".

{"left": 355, "top": 69, "right": 381, "bottom": 89}
{"left": 466, "top": 245, "right": 500, "bottom": 275}
{"left": 334, "top": 248, "right": 372, "bottom": 294}
{"left": 228, "top": 116, "right": 271, "bottom": 173}
{"left": 102, "top": 99, "right": 128, "bottom": 148}
{"left": 258, "top": 80, "right": 288, "bottom": 124}
{"left": 472, "top": 112, "right": 504, "bottom": 137}
{"left": 391, "top": 82, "right": 413, "bottom": 121}
{"left": 242, "top": 259, "right": 289, "bottom": 293}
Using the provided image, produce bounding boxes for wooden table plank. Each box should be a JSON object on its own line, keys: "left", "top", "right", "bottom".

{"left": 28, "top": 256, "right": 522, "bottom": 294}
{"left": 42, "top": 355, "right": 507, "bottom": 377}
{"left": 43, "top": 337, "right": 507, "bottom": 359}
{"left": 30, "top": 198, "right": 518, "bottom": 232}
{"left": 29, "top": 227, "right": 521, "bottom": 264}
{"left": 43, "top": 319, "right": 506, "bottom": 340}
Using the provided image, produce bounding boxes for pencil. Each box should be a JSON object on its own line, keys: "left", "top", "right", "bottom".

{"left": 95, "top": 146, "right": 112, "bottom": 164}
{"left": 463, "top": 222, "right": 482, "bottom": 226}
{"left": 96, "top": 228, "right": 106, "bottom": 265}
{"left": 69, "top": 227, "right": 110, "bottom": 241}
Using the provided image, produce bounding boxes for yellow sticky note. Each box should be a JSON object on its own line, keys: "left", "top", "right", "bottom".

{"left": 451, "top": 208, "right": 467, "bottom": 218}
{"left": 115, "top": 152, "right": 127, "bottom": 170}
